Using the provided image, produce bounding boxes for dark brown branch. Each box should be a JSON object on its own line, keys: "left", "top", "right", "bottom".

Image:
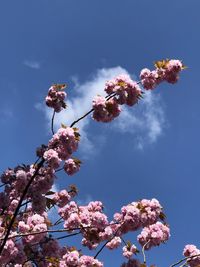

{"left": 170, "top": 253, "right": 200, "bottom": 267}
{"left": 94, "top": 239, "right": 111, "bottom": 259}
{"left": 69, "top": 82, "right": 141, "bottom": 129}
{"left": 94, "top": 222, "right": 123, "bottom": 259}
{"left": 70, "top": 108, "right": 94, "bottom": 128}
{"left": 0, "top": 158, "right": 45, "bottom": 254}
{"left": 51, "top": 110, "right": 56, "bottom": 135}
{"left": 0, "top": 228, "right": 81, "bottom": 241}
{"left": 56, "top": 231, "right": 81, "bottom": 240}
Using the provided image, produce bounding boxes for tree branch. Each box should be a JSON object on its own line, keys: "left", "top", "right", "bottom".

{"left": 51, "top": 110, "right": 56, "bottom": 135}
{"left": 142, "top": 240, "right": 150, "bottom": 264}
{"left": 170, "top": 253, "right": 200, "bottom": 267}
{"left": 0, "top": 158, "right": 45, "bottom": 254}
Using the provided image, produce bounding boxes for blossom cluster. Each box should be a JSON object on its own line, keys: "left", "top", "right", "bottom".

{"left": 57, "top": 198, "right": 167, "bottom": 255}
{"left": 140, "top": 59, "right": 184, "bottom": 90}
{"left": 92, "top": 74, "right": 142, "bottom": 122}
{"left": 137, "top": 221, "right": 170, "bottom": 250}
{"left": 45, "top": 84, "right": 67, "bottom": 112}
{"left": 183, "top": 244, "right": 200, "bottom": 267}
{"left": 92, "top": 59, "right": 184, "bottom": 123}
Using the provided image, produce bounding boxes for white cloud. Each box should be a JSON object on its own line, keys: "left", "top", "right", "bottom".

{"left": 113, "top": 90, "right": 166, "bottom": 149}
{"left": 43, "top": 67, "right": 166, "bottom": 154}
{"left": 23, "top": 60, "right": 41, "bottom": 69}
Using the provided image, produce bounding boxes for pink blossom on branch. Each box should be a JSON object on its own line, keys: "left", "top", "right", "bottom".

{"left": 45, "top": 84, "right": 67, "bottom": 113}
{"left": 183, "top": 244, "right": 200, "bottom": 267}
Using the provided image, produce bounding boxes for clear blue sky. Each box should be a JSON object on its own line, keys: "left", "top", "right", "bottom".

{"left": 0, "top": 1, "right": 199, "bottom": 266}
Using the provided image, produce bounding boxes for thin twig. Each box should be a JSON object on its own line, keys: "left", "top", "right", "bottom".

{"left": 56, "top": 231, "right": 81, "bottom": 240}
{"left": 120, "top": 236, "right": 128, "bottom": 246}
{"left": 0, "top": 228, "right": 80, "bottom": 241}
{"left": 170, "top": 253, "right": 200, "bottom": 267}
{"left": 51, "top": 110, "right": 56, "bottom": 135}
{"left": 1, "top": 222, "right": 120, "bottom": 241}
{"left": 94, "top": 239, "right": 111, "bottom": 259}
{"left": 53, "top": 217, "right": 64, "bottom": 226}
{"left": 70, "top": 108, "right": 94, "bottom": 128}
{"left": 55, "top": 167, "right": 64, "bottom": 173}
{"left": 142, "top": 240, "right": 150, "bottom": 264}
{"left": 94, "top": 222, "right": 123, "bottom": 259}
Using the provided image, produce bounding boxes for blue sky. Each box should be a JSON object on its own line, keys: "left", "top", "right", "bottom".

{"left": 0, "top": 0, "right": 200, "bottom": 266}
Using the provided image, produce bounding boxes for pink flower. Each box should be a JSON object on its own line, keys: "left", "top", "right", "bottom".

{"left": 43, "top": 149, "right": 62, "bottom": 169}
{"left": 45, "top": 84, "right": 67, "bottom": 112}
{"left": 48, "top": 127, "right": 79, "bottom": 160}
{"left": 53, "top": 189, "right": 71, "bottom": 207}
{"left": 106, "top": 236, "right": 121, "bottom": 249}
{"left": 137, "top": 222, "right": 170, "bottom": 250}
{"left": 92, "top": 96, "right": 121, "bottom": 122}
{"left": 183, "top": 244, "right": 200, "bottom": 267}
{"left": 140, "top": 68, "right": 158, "bottom": 90}
{"left": 122, "top": 244, "right": 137, "bottom": 259}
{"left": 64, "top": 158, "right": 81, "bottom": 175}
{"left": 105, "top": 74, "right": 142, "bottom": 106}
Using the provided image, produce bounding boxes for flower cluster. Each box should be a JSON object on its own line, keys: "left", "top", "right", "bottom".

{"left": 64, "top": 158, "right": 81, "bottom": 175}
{"left": 183, "top": 244, "right": 200, "bottom": 267}
{"left": 137, "top": 221, "right": 170, "bottom": 250}
{"left": 122, "top": 244, "right": 137, "bottom": 259}
{"left": 113, "top": 198, "right": 163, "bottom": 234}
{"left": 18, "top": 213, "right": 47, "bottom": 244}
{"left": 53, "top": 189, "right": 74, "bottom": 207}
{"left": 45, "top": 84, "right": 67, "bottom": 112}
{"left": 48, "top": 127, "right": 80, "bottom": 161}
{"left": 140, "top": 59, "right": 184, "bottom": 90}
{"left": 0, "top": 240, "right": 26, "bottom": 266}
{"left": 105, "top": 74, "right": 142, "bottom": 106}
{"left": 92, "top": 59, "right": 184, "bottom": 123}
{"left": 60, "top": 249, "right": 103, "bottom": 267}
{"left": 57, "top": 198, "right": 166, "bottom": 255}
{"left": 92, "top": 96, "right": 121, "bottom": 122}
{"left": 92, "top": 74, "right": 142, "bottom": 122}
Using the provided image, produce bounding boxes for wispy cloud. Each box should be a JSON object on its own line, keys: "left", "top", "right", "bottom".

{"left": 23, "top": 60, "right": 41, "bottom": 69}
{"left": 43, "top": 67, "right": 166, "bottom": 154}
{"left": 113, "top": 90, "right": 166, "bottom": 150}
{"left": 0, "top": 108, "right": 14, "bottom": 123}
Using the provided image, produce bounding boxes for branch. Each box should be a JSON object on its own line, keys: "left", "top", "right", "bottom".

{"left": 0, "top": 228, "right": 81, "bottom": 241}
{"left": 69, "top": 83, "right": 141, "bottom": 129}
{"left": 70, "top": 108, "right": 94, "bottom": 128}
{"left": 56, "top": 231, "right": 81, "bottom": 240}
{"left": 170, "top": 253, "right": 200, "bottom": 267}
{"left": 69, "top": 93, "right": 117, "bottom": 128}
{"left": 51, "top": 110, "right": 56, "bottom": 135}
{"left": 0, "top": 158, "right": 45, "bottom": 254}
{"left": 142, "top": 240, "right": 150, "bottom": 264}
{"left": 94, "top": 239, "right": 111, "bottom": 259}
{"left": 94, "top": 222, "right": 123, "bottom": 259}
{"left": 1, "top": 222, "right": 120, "bottom": 241}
